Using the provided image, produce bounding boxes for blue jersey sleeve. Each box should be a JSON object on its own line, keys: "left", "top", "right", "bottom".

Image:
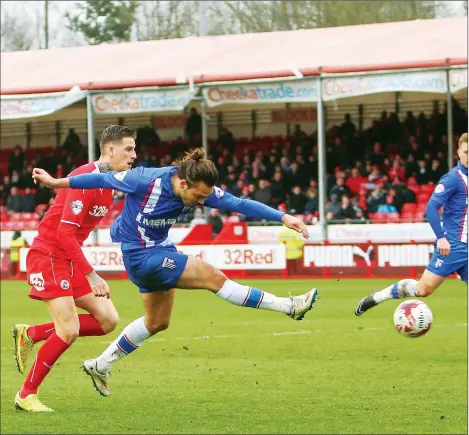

{"left": 204, "top": 187, "right": 285, "bottom": 222}
{"left": 425, "top": 201, "right": 445, "bottom": 239}
{"left": 69, "top": 167, "right": 143, "bottom": 194}
{"left": 428, "top": 173, "right": 457, "bottom": 207}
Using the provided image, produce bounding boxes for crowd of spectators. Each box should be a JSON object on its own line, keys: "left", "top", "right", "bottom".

{"left": 1, "top": 99, "right": 467, "bottom": 228}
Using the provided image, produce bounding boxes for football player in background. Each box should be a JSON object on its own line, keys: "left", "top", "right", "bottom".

{"left": 355, "top": 132, "right": 468, "bottom": 316}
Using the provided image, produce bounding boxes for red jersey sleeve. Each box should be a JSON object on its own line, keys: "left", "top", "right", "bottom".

{"left": 57, "top": 188, "right": 95, "bottom": 275}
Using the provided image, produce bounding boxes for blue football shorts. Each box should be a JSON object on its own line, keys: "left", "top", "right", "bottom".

{"left": 123, "top": 245, "right": 189, "bottom": 293}
{"left": 427, "top": 241, "right": 468, "bottom": 283}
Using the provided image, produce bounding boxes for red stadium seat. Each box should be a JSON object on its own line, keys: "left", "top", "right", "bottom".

{"left": 386, "top": 212, "right": 400, "bottom": 223}
{"left": 417, "top": 193, "right": 431, "bottom": 204}
{"left": 401, "top": 203, "right": 417, "bottom": 214}
{"left": 408, "top": 185, "right": 421, "bottom": 195}
{"left": 420, "top": 184, "right": 434, "bottom": 194}
{"left": 400, "top": 212, "right": 414, "bottom": 222}
{"left": 369, "top": 213, "right": 386, "bottom": 223}
{"left": 414, "top": 211, "right": 426, "bottom": 222}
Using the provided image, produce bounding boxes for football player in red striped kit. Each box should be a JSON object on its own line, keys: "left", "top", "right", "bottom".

{"left": 13, "top": 125, "right": 137, "bottom": 412}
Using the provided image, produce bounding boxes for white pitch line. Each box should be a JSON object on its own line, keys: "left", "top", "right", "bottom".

{"left": 97, "top": 323, "right": 467, "bottom": 345}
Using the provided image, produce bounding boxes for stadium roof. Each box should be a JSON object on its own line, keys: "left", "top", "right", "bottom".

{"left": 1, "top": 16, "right": 467, "bottom": 95}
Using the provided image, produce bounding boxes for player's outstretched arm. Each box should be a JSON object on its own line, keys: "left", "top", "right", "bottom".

{"left": 33, "top": 167, "right": 141, "bottom": 194}
{"left": 33, "top": 168, "right": 71, "bottom": 188}
{"left": 205, "top": 188, "right": 309, "bottom": 239}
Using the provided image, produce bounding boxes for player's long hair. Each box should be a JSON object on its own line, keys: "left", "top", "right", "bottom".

{"left": 172, "top": 147, "right": 218, "bottom": 187}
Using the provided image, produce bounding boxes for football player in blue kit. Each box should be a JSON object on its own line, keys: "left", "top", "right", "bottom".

{"left": 355, "top": 132, "right": 468, "bottom": 316}
{"left": 33, "top": 147, "right": 319, "bottom": 396}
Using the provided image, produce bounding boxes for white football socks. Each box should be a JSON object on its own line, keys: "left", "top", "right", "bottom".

{"left": 96, "top": 316, "right": 151, "bottom": 373}
{"left": 372, "top": 279, "right": 418, "bottom": 303}
{"left": 216, "top": 279, "right": 292, "bottom": 314}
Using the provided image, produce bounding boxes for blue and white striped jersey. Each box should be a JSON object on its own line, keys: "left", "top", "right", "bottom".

{"left": 69, "top": 165, "right": 284, "bottom": 252}
{"left": 428, "top": 162, "right": 468, "bottom": 244}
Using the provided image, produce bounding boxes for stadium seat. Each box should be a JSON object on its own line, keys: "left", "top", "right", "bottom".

{"left": 417, "top": 193, "right": 431, "bottom": 204}
{"left": 414, "top": 211, "right": 426, "bottom": 222}
{"left": 420, "top": 184, "right": 434, "bottom": 194}
{"left": 369, "top": 213, "right": 386, "bottom": 223}
{"left": 35, "top": 204, "right": 48, "bottom": 214}
{"left": 408, "top": 185, "right": 421, "bottom": 195}
{"left": 400, "top": 212, "right": 414, "bottom": 222}
{"left": 386, "top": 212, "right": 400, "bottom": 223}
{"left": 401, "top": 203, "right": 417, "bottom": 214}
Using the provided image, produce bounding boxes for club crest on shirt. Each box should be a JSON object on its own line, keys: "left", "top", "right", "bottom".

{"left": 70, "top": 200, "right": 84, "bottom": 215}
{"left": 214, "top": 186, "right": 224, "bottom": 198}
{"left": 434, "top": 184, "right": 445, "bottom": 194}
{"left": 114, "top": 171, "right": 128, "bottom": 182}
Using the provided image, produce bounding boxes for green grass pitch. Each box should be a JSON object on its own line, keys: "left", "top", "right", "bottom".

{"left": 1, "top": 278, "right": 467, "bottom": 434}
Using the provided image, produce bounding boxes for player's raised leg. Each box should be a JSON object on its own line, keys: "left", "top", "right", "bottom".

{"left": 177, "top": 256, "right": 319, "bottom": 319}
{"left": 83, "top": 289, "right": 175, "bottom": 396}
{"left": 15, "top": 296, "right": 79, "bottom": 412}
{"left": 355, "top": 271, "right": 445, "bottom": 316}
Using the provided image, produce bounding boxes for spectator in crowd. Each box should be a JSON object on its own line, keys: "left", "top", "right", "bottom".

{"left": 339, "top": 113, "right": 356, "bottom": 142}
{"left": 63, "top": 155, "right": 75, "bottom": 175}
{"left": 287, "top": 186, "right": 307, "bottom": 215}
{"left": 6, "top": 187, "right": 23, "bottom": 213}
{"left": 292, "top": 124, "right": 308, "bottom": 141}
{"left": 304, "top": 188, "right": 318, "bottom": 214}
{"left": 271, "top": 171, "right": 286, "bottom": 207}
{"left": 366, "top": 184, "right": 386, "bottom": 213}
{"left": 189, "top": 208, "right": 207, "bottom": 227}
{"left": 329, "top": 177, "right": 351, "bottom": 203}
{"left": 416, "top": 159, "right": 430, "bottom": 185}
{"left": 34, "top": 182, "right": 52, "bottom": 206}
{"left": 21, "top": 164, "right": 36, "bottom": 189}
{"left": 326, "top": 198, "right": 341, "bottom": 221}
{"left": 9, "top": 145, "right": 25, "bottom": 175}
{"left": 369, "top": 141, "right": 386, "bottom": 168}
{"left": 386, "top": 187, "right": 405, "bottom": 213}
{"left": 289, "top": 162, "right": 307, "bottom": 188}
{"left": 405, "top": 154, "right": 419, "bottom": 179}
{"left": 428, "top": 159, "right": 444, "bottom": 184}
{"left": 403, "top": 111, "right": 416, "bottom": 136}
{"left": 185, "top": 108, "right": 202, "bottom": 144}
{"left": 367, "top": 166, "right": 383, "bottom": 184}
{"left": 253, "top": 179, "right": 272, "bottom": 205}
{"left": 345, "top": 167, "right": 365, "bottom": 197}
{"left": 62, "top": 128, "right": 83, "bottom": 156}
{"left": 388, "top": 159, "right": 406, "bottom": 184}
{"left": 231, "top": 180, "right": 244, "bottom": 197}
{"left": 21, "top": 187, "right": 36, "bottom": 213}
{"left": 10, "top": 170, "right": 22, "bottom": 188}
{"left": 239, "top": 185, "right": 252, "bottom": 201}
{"left": 217, "top": 127, "right": 236, "bottom": 153}
{"left": 207, "top": 208, "right": 224, "bottom": 237}
{"left": 400, "top": 183, "right": 417, "bottom": 204}
{"left": 333, "top": 194, "right": 360, "bottom": 222}
{"left": 136, "top": 125, "right": 160, "bottom": 152}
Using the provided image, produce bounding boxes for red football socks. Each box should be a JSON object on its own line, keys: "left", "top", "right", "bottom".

{"left": 20, "top": 332, "right": 70, "bottom": 398}
{"left": 28, "top": 314, "right": 105, "bottom": 343}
